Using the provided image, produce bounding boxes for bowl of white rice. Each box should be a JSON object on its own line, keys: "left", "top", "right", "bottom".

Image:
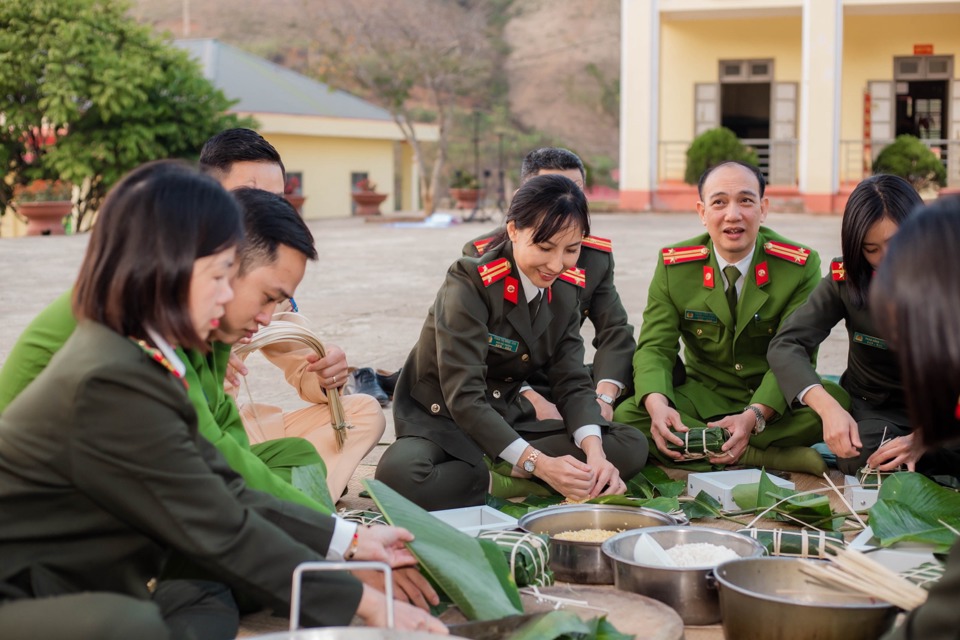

{"left": 602, "top": 526, "right": 766, "bottom": 625}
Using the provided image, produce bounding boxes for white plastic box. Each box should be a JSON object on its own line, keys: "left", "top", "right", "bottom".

{"left": 843, "top": 474, "right": 880, "bottom": 511}
{"left": 428, "top": 505, "right": 518, "bottom": 537}
{"left": 687, "top": 469, "right": 796, "bottom": 512}
{"left": 849, "top": 526, "right": 938, "bottom": 573}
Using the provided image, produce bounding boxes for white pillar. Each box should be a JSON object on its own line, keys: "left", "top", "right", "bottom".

{"left": 798, "top": 0, "right": 842, "bottom": 212}
{"left": 618, "top": 0, "right": 659, "bottom": 211}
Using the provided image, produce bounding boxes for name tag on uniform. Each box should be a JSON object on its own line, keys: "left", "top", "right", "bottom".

{"left": 684, "top": 309, "right": 718, "bottom": 324}
{"left": 488, "top": 333, "right": 519, "bottom": 352}
{"left": 853, "top": 332, "right": 888, "bottom": 350}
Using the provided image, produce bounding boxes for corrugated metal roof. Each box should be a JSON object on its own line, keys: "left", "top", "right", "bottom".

{"left": 175, "top": 38, "right": 392, "bottom": 121}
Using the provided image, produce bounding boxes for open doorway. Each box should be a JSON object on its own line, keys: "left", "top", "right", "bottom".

{"left": 721, "top": 83, "right": 771, "bottom": 139}
{"left": 895, "top": 80, "right": 947, "bottom": 139}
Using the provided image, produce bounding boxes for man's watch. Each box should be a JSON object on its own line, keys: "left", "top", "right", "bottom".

{"left": 522, "top": 448, "right": 541, "bottom": 474}
{"left": 596, "top": 392, "right": 615, "bottom": 405}
{"left": 744, "top": 405, "right": 766, "bottom": 435}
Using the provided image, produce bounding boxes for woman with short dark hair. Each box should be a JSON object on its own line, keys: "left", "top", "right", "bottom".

{"left": 376, "top": 174, "right": 648, "bottom": 510}
{"left": 766, "top": 175, "right": 943, "bottom": 475}
{"left": 872, "top": 196, "right": 960, "bottom": 640}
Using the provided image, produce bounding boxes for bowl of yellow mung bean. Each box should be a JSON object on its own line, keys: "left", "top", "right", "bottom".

{"left": 518, "top": 504, "right": 680, "bottom": 584}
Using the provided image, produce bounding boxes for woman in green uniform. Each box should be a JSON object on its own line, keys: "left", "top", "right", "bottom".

{"left": 872, "top": 197, "right": 960, "bottom": 640}
{"left": 768, "top": 175, "right": 956, "bottom": 477}
{"left": 376, "top": 174, "right": 648, "bottom": 510}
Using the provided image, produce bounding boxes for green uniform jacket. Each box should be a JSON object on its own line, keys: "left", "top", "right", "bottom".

{"left": 0, "top": 322, "right": 361, "bottom": 626}
{"left": 464, "top": 233, "right": 635, "bottom": 387}
{"left": 767, "top": 260, "right": 905, "bottom": 412}
{"left": 394, "top": 240, "right": 605, "bottom": 463}
{"left": 0, "top": 291, "right": 329, "bottom": 514}
{"left": 631, "top": 226, "right": 821, "bottom": 418}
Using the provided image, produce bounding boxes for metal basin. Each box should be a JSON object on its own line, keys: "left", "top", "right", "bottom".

{"left": 519, "top": 504, "right": 679, "bottom": 584}
{"left": 602, "top": 526, "right": 766, "bottom": 625}
{"left": 714, "top": 557, "right": 898, "bottom": 639}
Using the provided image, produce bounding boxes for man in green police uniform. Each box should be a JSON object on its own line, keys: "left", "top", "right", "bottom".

{"left": 464, "top": 148, "right": 635, "bottom": 422}
{"left": 614, "top": 161, "right": 848, "bottom": 473}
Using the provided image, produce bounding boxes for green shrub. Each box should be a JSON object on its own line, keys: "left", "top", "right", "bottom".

{"left": 684, "top": 127, "right": 759, "bottom": 185}
{"left": 873, "top": 135, "right": 946, "bottom": 191}
{"left": 451, "top": 170, "right": 479, "bottom": 189}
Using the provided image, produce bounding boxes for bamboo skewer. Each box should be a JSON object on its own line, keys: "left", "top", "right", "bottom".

{"left": 799, "top": 547, "right": 929, "bottom": 611}
{"left": 234, "top": 320, "right": 352, "bottom": 451}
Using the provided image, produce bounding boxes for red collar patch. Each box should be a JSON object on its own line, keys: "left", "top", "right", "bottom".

{"left": 503, "top": 276, "right": 519, "bottom": 304}
{"left": 703, "top": 266, "right": 715, "bottom": 289}
{"left": 755, "top": 261, "right": 770, "bottom": 287}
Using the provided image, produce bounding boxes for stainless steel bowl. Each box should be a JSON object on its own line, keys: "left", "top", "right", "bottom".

{"left": 518, "top": 504, "right": 679, "bottom": 584}
{"left": 714, "top": 557, "right": 898, "bottom": 640}
{"left": 602, "top": 526, "right": 766, "bottom": 625}
{"left": 247, "top": 630, "right": 463, "bottom": 639}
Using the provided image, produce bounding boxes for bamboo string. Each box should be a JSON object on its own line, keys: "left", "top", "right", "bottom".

{"left": 799, "top": 547, "right": 929, "bottom": 610}
{"left": 234, "top": 320, "right": 352, "bottom": 450}
{"left": 822, "top": 472, "right": 868, "bottom": 528}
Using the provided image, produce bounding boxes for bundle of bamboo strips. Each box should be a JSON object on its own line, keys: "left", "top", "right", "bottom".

{"left": 799, "top": 547, "right": 929, "bottom": 610}
{"left": 234, "top": 320, "right": 352, "bottom": 450}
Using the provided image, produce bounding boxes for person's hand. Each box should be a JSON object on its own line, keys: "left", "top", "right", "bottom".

{"left": 521, "top": 389, "right": 562, "bottom": 421}
{"left": 821, "top": 406, "right": 862, "bottom": 459}
{"left": 355, "top": 585, "right": 448, "bottom": 634}
{"left": 534, "top": 454, "right": 595, "bottom": 501}
{"left": 867, "top": 433, "right": 919, "bottom": 471}
{"left": 305, "top": 344, "right": 349, "bottom": 390}
{"left": 644, "top": 393, "right": 688, "bottom": 460}
{"left": 352, "top": 567, "right": 439, "bottom": 611}
{"left": 351, "top": 525, "right": 417, "bottom": 568}
{"left": 580, "top": 436, "right": 626, "bottom": 498}
{"left": 707, "top": 411, "right": 754, "bottom": 465}
{"left": 224, "top": 351, "right": 249, "bottom": 388}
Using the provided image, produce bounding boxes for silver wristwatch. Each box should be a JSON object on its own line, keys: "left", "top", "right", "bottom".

{"left": 744, "top": 405, "right": 766, "bottom": 435}
{"left": 596, "top": 392, "right": 615, "bottom": 405}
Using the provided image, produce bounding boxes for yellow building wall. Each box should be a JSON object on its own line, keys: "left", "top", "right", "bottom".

{"left": 264, "top": 134, "right": 397, "bottom": 220}
{"left": 841, "top": 13, "right": 960, "bottom": 143}
{"left": 659, "top": 15, "right": 802, "bottom": 142}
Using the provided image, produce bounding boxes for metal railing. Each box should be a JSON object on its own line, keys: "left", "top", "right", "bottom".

{"left": 839, "top": 138, "right": 960, "bottom": 187}
{"left": 659, "top": 139, "right": 799, "bottom": 186}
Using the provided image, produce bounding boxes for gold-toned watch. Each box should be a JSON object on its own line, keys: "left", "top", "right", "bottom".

{"left": 522, "top": 448, "right": 541, "bottom": 474}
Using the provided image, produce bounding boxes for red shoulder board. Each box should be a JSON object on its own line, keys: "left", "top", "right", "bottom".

{"left": 755, "top": 261, "right": 770, "bottom": 287}
{"left": 472, "top": 236, "right": 495, "bottom": 256}
{"left": 503, "top": 276, "right": 519, "bottom": 304}
{"left": 581, "top": 235, "right": 612, "bottom": 253}
{"left": 478, "top": 258, "right": 511, "bottom": 287}
{"left": 764, "top": 240, "right": 811, "bottom": 265}
{"left": 831, "top": 260, "right": 845, "bottom": 281}
{"left": 702, "top": 266, "right": 715, "bottom": 289}
{"left": 662, "top": 245, "right": 710, "bottom": 265}
{"left": 558, "top": 266, "right": 586, "bottom": 288}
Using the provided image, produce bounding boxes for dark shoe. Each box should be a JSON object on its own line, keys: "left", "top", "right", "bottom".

{"left": 352, "top": 367, "right": 390, "bottom": 407}
{"left": 376, "top": 368, "right": 400, "bottom": 398}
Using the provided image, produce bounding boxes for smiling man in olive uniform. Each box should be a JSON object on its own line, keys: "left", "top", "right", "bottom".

{"left": 464, "top": 148, "right": 635, "bottom": 423}
{"left": 613, "top": 161, "right": 848, "bottom": 473}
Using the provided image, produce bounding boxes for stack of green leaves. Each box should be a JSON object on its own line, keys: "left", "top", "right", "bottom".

{"left": 665, "top": 427, "right": 728, "bottom": 459}
{"left": 868, "top": 472, "right": 960, "bottom": 553}
{"left": 732, "top": 470, "right": 844, "bottom": 531}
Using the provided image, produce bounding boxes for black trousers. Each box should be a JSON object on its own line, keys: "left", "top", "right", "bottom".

{"left": 0, "top": 579, "right": 238, "bottom": 640}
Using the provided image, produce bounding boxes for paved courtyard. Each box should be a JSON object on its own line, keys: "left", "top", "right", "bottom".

{"left": 1, "top": 209, "right": 846, "bottom": 438}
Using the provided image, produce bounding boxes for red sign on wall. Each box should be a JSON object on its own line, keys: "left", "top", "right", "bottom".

{"left": 914, "top": 44, "right": 934, "bottom": 55}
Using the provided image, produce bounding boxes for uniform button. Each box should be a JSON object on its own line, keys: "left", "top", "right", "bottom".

{"left": 767, "top": 328, "right": 774, "bottom": 335}
{"left": 735, "top": 363, "right": 743, "bottom": 371}
{"left": 861, "top": 396, "right": 868, "bottom": 401}
{"left": 493, "top": 390, "right": 502, "bottom": 399}
{"left": 583, "top": 310, "right": 589, "bottom": 317}
{"left": 505, "top": 377, "right": 514, "bottom": 382}
{"left": 521, "top": 354, "right": 530, "bottom": 362}
{"left": 696, "top": 328, "right": 703, "bottom": 336}
{"left": 748, "top": 388, "right": 755, "bottom": 394}
{"left": 430, "top": 403, "right": 440, "bottom": 414}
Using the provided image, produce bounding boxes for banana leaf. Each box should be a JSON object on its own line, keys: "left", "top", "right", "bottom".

{"left": 665, "top": 427, "right": 728, "bottom": 459}
{"left": 680, "top": 490, "right": 724, "bottom": 520}
{"left": 629, "top": 465, "right": 685, "bottom": 498}
{"left": 507, "top": 611, "right": 634, "bottom": 640}
{"left": 290, "top": 462, "right": 335, "bottom": 513}
{"left": 363, "top": 479, "right": 522, "bottom": 620}
{"left": 868, "top": 472, "right": 960, "bottom": 551}
{"left": 732, "top": 470, "right": 843, "bottom": 530}
{"left": 737, "top": 527, "right": 844, "bottom": 558}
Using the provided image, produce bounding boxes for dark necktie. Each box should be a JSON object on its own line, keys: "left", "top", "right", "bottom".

{"left": 529, "top": 290, "right": 543, "bottom": 320}
{"left": 723, "top": 265, "right": 741, "bottom": 320}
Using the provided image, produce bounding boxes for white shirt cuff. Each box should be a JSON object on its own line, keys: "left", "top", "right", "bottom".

{"left": 597, "top": 379, "right": 625, "bottom": 397}
{"left": 327, "top": 518, "right": 358, "bottom": 560}
{"left": 573, "top": 425, "right": 602, "bottom": 448}
{"left": 500, "top": 438, "right": 531, "bottom": 466}
{"left": 796, "top": 383, "right": 822, "bottom": 406}
{"left": 519, "top": 385, "right": 533, "bottom": 394}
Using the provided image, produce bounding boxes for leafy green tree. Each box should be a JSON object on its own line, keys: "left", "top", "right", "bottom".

{"left": 873, "top": 134, "right": 947, "bottom": 192}
{"left": 0, "top": 0, "right": 249, "bottom": 230}
{"left": 684, "top": 127, "right": 760, "bottom": 186}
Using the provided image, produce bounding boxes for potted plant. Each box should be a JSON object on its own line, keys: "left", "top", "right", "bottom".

{"left": 449, "top": 170, "right": 481, "bottom": 210}
{"left": 351, "top": 178, "right": 388, "bottom": 216}
{"left": 284, "top": 174, "right": 306, "bottom": 214}
{"left": 13, "top": 179, "right": 73, "bottom": 236}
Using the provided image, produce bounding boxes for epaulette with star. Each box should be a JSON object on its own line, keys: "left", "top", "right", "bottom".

{"left": 831, "top": 259, "right": 845, "bottom": 281}
{"left": 662, "top": 245, "right": 710, "bottom": 265}
{"left": 764, "top": 240, "right": 811, "bottom": 265}
{"left": 558, "top": 266, "right": 586, "bottom": 288}
{"left": 581, "top": 235, "right": 612, "bottom": 253}
{"left": 478, "top": 258, "right": 511, "bottom": 287}
{"left": 472, "top": 236, "right": 495, "bottom": 256}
